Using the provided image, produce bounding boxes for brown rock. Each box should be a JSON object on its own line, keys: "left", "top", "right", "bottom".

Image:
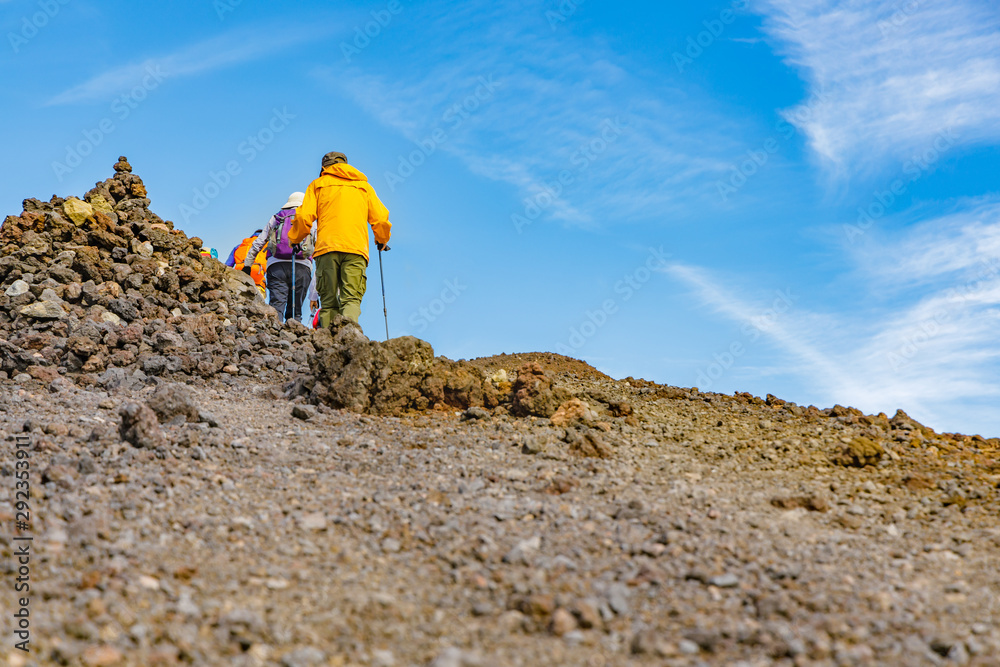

{"left": 20, "top": 229, "right": 51, "bottom": 256}
{"left": 771, "top": 494, "right": 829, "bottom": 512}
{"left": 147, "top": 383, "right": 200, "bottom": 424}
{"left": 631, "top": 631, "right": 677, "bottom": 657}
{"left": 902, "top": 473, "right": 935, "bottom": 490}
{"left": 82, "top": 644, "right": 124, "bottom": 666}
{"left": 26, "top": 365, "right": 60, "bottom": 383}
{"left": 515, "top": 594, "right": 555, "bottom": 619}
{"left": 119, "top": 402, "right": 166, "bottom": 449}
{"left": 81, "top": 354, "right": 106, "bottom": 374}
{"left": 67, "top": 336, "right": 100, "bottom": 358}
{"left": 550, "top": 608, "right": 577, "bottom": 636}
{"left": 571, "top": 600, "right": 603, "bottom": 630}
{"left": 550, "top": 397, "right": 597, "bottom": 427}
{"left": 566, "top": 428, "right": 611, "bottom": 458}
{"left": 511, "top": 362, "right": 570, "bottom": 417}
{"left": 180, "top": 313, "right": 219, "bottom": 345}
{"left": 834, "top": 437, "right": 884, "bottom": 467}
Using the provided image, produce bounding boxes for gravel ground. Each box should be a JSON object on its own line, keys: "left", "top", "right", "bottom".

{"left": 2, "top": 358, "right": 999, "bottom": 667}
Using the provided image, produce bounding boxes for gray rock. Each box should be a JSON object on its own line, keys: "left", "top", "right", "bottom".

{"left": 19, "top": 300, "right": 66, "bottom": 320}
{"left": 147, "top": 383, "right": 199, "bottom": 423}
{"left": 119, "top": 402, "right": 166, "bottom": 449}
{"left": 462, "top": 406, "right": 490, "bottom": 421}
{"left": 292, "top": 404, "right": 317, "bottom": 421}
{"left": 280, "top": 647, "right": 326, "bottom": 667}
{"left": 678, "top": 639, "right": 700, "bottom": 655}
{"left": 430, "top": 647, "right": 483, "bottom": 667}
{"left": 197, "top": 409, "right": 220, "bottom": 427}
{"left": 502, "top": 536, "right": 542, "bottom": 565}
{"left": 605, "top": 584, "right": 630, "bottom": 616}
{"left": 521, "top": 435, "right": 546, "bottom": 455}
{"left": 5, "top": 279, "right": 29, "bottom": 297}
{"left": 708, "top": 573, "right": 740, "bottom": 588}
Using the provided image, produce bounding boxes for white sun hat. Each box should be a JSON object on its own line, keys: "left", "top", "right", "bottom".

{"left": 283, "top": 192, "right": 305, "bottom": 209}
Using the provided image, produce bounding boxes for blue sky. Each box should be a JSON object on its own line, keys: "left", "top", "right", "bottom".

{"left": 3, "top": 0, "right": 999, "bottom": 436}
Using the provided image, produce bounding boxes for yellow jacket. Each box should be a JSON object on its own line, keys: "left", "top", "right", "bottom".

{"left": 289, "top": 163, "right": 391, "bottom": 262}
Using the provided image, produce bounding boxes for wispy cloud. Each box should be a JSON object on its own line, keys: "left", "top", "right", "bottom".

{"left": 756, "top": 0, "right": 1000, "bottom": 175}
{"left": 47, "top": 23, "right": 337, "bottom": 106}
{"left": 666, "top": 199, "right": 1000, "bottom": 435}
{"left": 322, "top": 0, "right": 740, "bottom": 228}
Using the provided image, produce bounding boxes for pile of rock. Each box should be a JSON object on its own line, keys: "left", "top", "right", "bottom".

{"left": 0, "top": 157, "right": 612, "bottom": 424}
{"left": 0, "top": 157, "right": 315, "bottom": 390}
{"left": 299, "top": 316, "right": 501, "bottom": 414}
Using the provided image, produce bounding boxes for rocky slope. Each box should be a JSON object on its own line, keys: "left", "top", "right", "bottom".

{"left": 1, "top": 162, "right": 999, "bottom": 666}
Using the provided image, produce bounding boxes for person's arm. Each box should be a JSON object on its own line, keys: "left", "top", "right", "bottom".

{"left": 247, "top": 217, "right": 275, "bottom": 260}
{"left": 307, "top": 267, "right": 319, "bottom": 307}
{"left": 367, "top": 187, "right": 391, "bottom": 246}
{"left": 289, "top": 183, "right": 318, "bottom": 245}
{"left": 225, "top": 246, "right": 238, "bottom": 267}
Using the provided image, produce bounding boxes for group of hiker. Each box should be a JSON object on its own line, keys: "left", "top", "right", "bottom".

{"left": 224, "top": 152, "right": 392, "bottom": 329}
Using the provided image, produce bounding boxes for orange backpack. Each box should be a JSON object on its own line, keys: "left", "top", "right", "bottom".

{"left": 233, "top": 236, "right": 268, "bottom": 288}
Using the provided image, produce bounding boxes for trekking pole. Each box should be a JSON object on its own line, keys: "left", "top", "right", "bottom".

{"left": 291, "top": 244, "right": 303, "bottom": 323}
{"left": 378, "top": 245, "right": 390, "bottom": 341}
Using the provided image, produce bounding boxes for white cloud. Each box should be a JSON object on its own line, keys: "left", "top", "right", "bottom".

{"left": 665, "top": 199, "right": 1000, "bottom": 435}
{"left": 324, "top": 0, "right": 739, "bottom": 228}
{"left": 47, "top": 23, "right": 336, "bottom": 106}
{"left": 757, "top": 0, "right": 1000, "bottom": 174}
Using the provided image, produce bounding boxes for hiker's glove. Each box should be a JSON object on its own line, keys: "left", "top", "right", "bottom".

{"left": 292, "top": 244, "right": 302, "bottom": 255}
{"left": 377, "top": 243, "right": 390, "bottom": 251}
{"left": 241, "top": 265, "right": 252, "bottom": 276}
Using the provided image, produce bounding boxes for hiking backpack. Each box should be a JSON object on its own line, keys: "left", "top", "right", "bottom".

{"left": 268, "top": 209, "right": 313, "bottom": 260}
{"left": 233, "top": 236, "right": 267, "bottom": 288}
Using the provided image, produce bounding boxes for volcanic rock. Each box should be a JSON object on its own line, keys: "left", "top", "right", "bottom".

{"left": 119, "top": 401, "right": 166, "bottom": 449}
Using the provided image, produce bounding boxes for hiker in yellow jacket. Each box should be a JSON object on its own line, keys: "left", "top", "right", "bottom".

{"left": 288, "top": 152, "right": 391, "bottom": 328}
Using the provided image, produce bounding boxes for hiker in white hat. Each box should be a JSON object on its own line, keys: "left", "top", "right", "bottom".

{"left": 246, "top": 191, "right": 316, "bottom": 322}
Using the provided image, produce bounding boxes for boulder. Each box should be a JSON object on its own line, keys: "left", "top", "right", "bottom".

{"left": 119, "top": 402, "right": 166, "bottom": 449}
{"left": 147, "top": 383, "right": 200, "bottom": 424}
{"left": 511, "top": 362, "right": 571, "bottom": 417}
{"left": 550, "top": 398, "right": 598, "bottom": 427}
{"left": 63, "top": 197, "right": 95, "bottom": 226}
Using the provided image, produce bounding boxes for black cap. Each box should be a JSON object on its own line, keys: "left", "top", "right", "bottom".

{"left": 322, "top": 151, "right": 348, "bottom": 167}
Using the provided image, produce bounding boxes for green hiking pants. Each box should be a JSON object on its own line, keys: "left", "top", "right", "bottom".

{"left": 315, "top": 251, "right": 368, "bottom": 327}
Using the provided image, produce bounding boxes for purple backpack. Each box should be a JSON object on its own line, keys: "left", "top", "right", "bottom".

{"left": 267, "top": 209, "right": 304, "bottom": 260}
